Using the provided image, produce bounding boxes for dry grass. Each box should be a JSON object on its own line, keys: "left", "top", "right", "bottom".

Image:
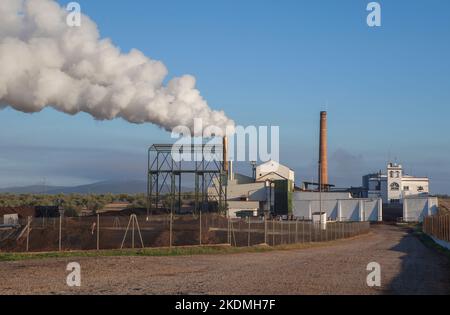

{"left": 0, "top": 232, "right": 370, "bottom": 262}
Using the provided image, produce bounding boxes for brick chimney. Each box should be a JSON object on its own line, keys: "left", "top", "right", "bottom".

{"left": 319, "top": 111, "right": 328, "bottom": 189}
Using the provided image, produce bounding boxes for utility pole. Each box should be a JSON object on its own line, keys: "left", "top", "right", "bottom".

{"left": 319, "top": 159, "right": 323, "bottom": 242}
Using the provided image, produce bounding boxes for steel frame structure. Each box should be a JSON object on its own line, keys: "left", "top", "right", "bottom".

{"left": 147, "top": 144, "right": 227, "bottom": 216}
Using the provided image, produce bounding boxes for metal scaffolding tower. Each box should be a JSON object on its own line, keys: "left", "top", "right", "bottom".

{"left": 147, "top": 144, "right": 228, "bottom": 216}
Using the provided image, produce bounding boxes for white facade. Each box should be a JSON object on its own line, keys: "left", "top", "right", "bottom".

{"left": 227, "top": 201, "right": 260, "bottom": 218}
{"left": 256, "top": 160, "right": 295, "bottom": 183}
{"left": 403, "top": 197, "right": 439, "bottom": 222}
{"left": 366, "top": 162, "right": 429, "bottom": 204}
{"left": 293, "top": 191, "right": 383, "bottom": 222}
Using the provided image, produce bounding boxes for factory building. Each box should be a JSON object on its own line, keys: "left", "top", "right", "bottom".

{"left": 363, "top": 162, "right": 430, "bottom": 204}
{"left": 214, "top": 111, "right": 435, "bottom": 223}
{"left": 211, "top": 160, "right": 295, "bottom": 218}
{"left": 256, "top": 160, "right": 295, "bottom": 183}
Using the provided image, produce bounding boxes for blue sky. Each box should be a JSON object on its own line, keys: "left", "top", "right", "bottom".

{"left": 1, "top": 0, "right": 450, "bottom": 193}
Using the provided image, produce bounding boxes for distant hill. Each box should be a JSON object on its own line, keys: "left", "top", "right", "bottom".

{"left": 0, "top": 180, "right": 193, "bottom": 195}
{"left": 0, "top": 185, "right": 66, "bottom": 194}
{"left": 47, "top": 180, "right": 148, "bottom": 194}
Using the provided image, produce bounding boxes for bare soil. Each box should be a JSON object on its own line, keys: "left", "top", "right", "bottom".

{"left": 0, "top": 224, "right": 449, "bottom": 295}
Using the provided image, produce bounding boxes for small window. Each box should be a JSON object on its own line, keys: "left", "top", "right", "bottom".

{"left": 390, "top": 182, "right": 400, "bottom": 191}
{"left": 417, "top": 186, "right": 424, "bottom": 192}
{"left": 396, "top": 171, "right": 400, "bottom": 178}
{"left": 403, "top": 186, "right": 409, "bottom": 191}
{"left": 390, "top": 171, "right": 394, "bottom": 178}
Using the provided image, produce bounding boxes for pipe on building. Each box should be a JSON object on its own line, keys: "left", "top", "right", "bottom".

{"left": 223, "top": 136, "right": 229, "bottom": 173}
{"left": 319, "top": 111, "right": 329, "bottom": 189}
{"left": 229, "top": 160, "right": 234, "bottom": 181}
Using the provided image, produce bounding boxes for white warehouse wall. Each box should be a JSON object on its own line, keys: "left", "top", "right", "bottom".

{"left": 293, "top": 192, "right": 382, "bottom": 222}
{"left": 403, "top": 197, "right": 439, "bottom": 223}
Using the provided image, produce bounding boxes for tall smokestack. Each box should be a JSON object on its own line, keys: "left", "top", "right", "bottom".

{"left": 223, "top": 136, "right": 229, "bottom": 173}
{"left": 319, "top": 111, "right": 328, "bottom": 189}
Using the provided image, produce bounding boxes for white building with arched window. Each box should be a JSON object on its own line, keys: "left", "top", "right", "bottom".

{"left": 363, "top": 162, "right": 429, "bottom": 204}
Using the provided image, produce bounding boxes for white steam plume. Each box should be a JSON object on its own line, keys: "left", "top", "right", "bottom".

{"left": 0, "top": 0, "right": 234, "bottom": 135}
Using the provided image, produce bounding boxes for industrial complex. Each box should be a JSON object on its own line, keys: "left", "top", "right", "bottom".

{"left": 205, "top": 111, "right": 438, "bottom": 223}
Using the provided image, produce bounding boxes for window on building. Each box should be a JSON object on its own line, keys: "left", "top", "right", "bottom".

{"left": 390, "top": 199, "right": 400, "bottom": 204}
{"left": 403, "top": 186, "right": 409, "bottom": 191}
{"left": 396, "top": 171, "right": 400, "bottom": 178}
{"left": 417, "top": 186, "right": 424, "bottom": 192}
{"left": 390, "top": 182, "right": 400, "bottom": 191}
{"left": 390, "top": 171, "right": 394, "bottom": 178}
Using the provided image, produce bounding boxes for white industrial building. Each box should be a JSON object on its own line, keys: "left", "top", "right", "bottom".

{"left": 364, "top": 162, "right": 430, "bottom": 204}
{"left": 210, "top": 160, "right": 295, "bottom": 218}
{"left": 255, "top": 160, "right": 295, "bottom": 183}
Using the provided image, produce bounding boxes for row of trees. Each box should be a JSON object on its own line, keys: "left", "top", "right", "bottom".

{"left": 0, "top": 193, "right": 148, "bottom": 216}
{"left": 0, "top": 192, "right": 211, "bottom": 217}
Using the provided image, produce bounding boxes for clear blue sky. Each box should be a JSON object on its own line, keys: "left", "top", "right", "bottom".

{"left": 1, "top": 0, "right": 449, "bottom": 193}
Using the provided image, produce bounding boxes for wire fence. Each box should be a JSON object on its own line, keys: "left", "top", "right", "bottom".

{"left": 0, "top": 214, "right": 371, "bottom": 253}
{"left": 423, "top": 215, "right": 450, "bottom": 243}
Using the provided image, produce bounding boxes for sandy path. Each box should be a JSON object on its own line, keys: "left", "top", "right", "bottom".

{"left": 0, "top": 225, "right": 449, "bottom": 295}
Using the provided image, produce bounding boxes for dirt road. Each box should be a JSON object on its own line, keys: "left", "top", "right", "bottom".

{"left": 0, "top": 225, "right": 449, "bottom": 295}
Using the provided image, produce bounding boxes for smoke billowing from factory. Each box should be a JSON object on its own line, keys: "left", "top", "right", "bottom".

{"left": 0, "top": 0, "right": 234, "bottom": 135}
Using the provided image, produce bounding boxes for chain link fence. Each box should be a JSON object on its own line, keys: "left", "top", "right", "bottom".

{"left": 0, "top": 214, "right": 370, "bottom": 253}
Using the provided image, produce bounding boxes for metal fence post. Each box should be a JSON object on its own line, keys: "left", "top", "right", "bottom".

{"left": 264, "top": 216, "right": 267, "bottom": 245}
{"left": 247, "top": 218, "right": 251, "bottom": 247}
{"left": 97, "top": 214, "right": 100, "bottom": 251}
{"left": 331, "top": 223, "right": 335, "bottom": 241}
{"left": 302, "top": 221, "right": 304, "bottom": 243}
{"left": 169, "top": 212, "right": 173, "bottom": 249}
{"left": 340, "top": 222, "right": 342, "bottom": 239}
{"left": 288, "top": 221, "right": 291, "bottom": 244}
{"left": 58, "top": 213, "right": 62, "bottom": 252}
{"left": 335, "top": 222, "right": 337, "bottom": 239}
{"left": 227, "top": 217, "right": 230, "bottom": 245}
{"left": 309, "top": 221, "right": 312, "bottom": 243}
{"left": 132, "top": 215, "right": 135, "bottom": 249}
{"left": 272, "top": 220, "right": 275, "bottom": 246}
{"left": 26, "top": 216, "right": 31, "bottom": 252}
{"left": 199, "top": 210, "right": 202, "bottom": 246}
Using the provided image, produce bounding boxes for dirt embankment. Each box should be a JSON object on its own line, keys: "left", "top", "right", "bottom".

{"left": 439, "top": 198, "right": 450, "bottom": 214}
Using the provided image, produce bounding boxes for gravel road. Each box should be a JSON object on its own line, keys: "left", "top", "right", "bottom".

{"left": 1, "top": 224, "right": 449, "bottom": 295}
